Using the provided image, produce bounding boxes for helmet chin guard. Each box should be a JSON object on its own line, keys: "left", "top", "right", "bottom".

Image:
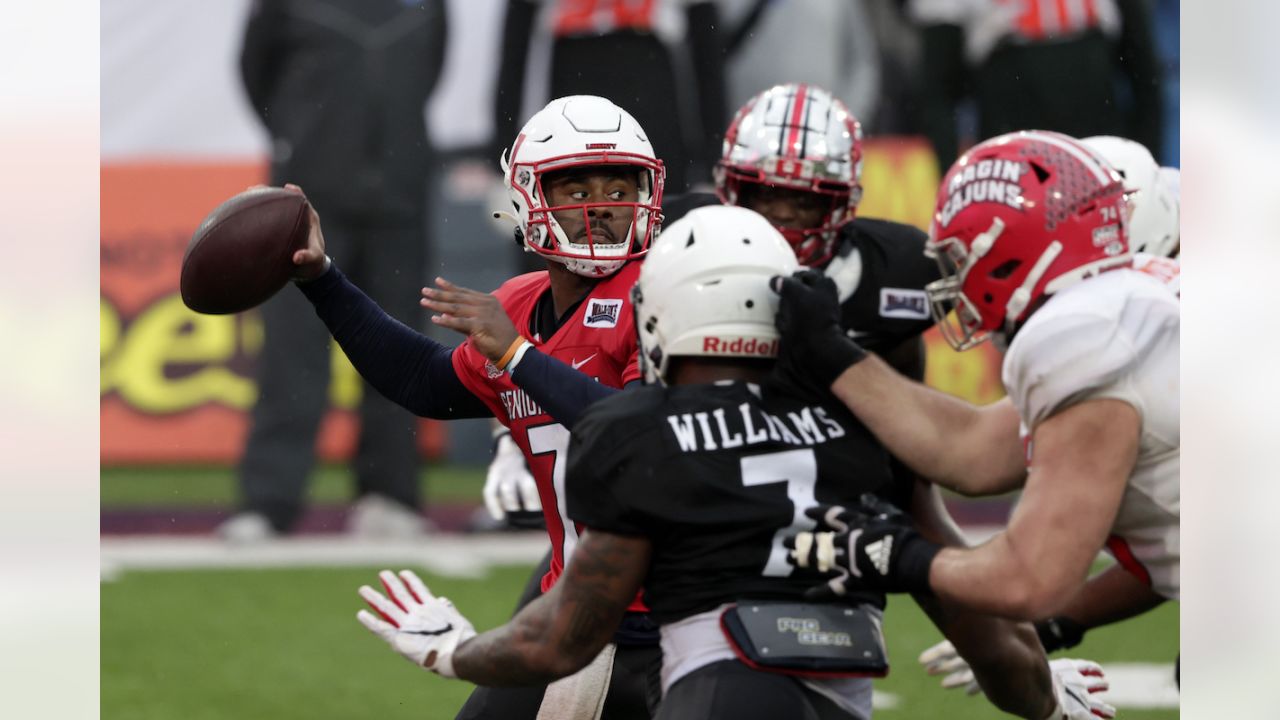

{"left": 500, "top": 96, "right": 665, "bottom": 278}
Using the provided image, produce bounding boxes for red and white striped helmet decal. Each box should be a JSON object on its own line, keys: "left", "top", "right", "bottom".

{"left": 781, "top": 83, "right": 810, "bottom": 161}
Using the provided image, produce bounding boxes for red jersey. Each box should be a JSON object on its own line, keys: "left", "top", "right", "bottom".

{"left": 452, "top": 261, "right": 644, "bottom": 606}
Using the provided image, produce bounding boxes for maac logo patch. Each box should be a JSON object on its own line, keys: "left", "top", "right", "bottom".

{"left": 583, "top": 298, "right": 622, "bottom": 328}
{"left": 879, "top": 288, "right": 929, "bottom": 320}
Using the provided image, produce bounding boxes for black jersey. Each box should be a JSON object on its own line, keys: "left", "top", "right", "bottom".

{"left": 826, "top": 218, "right": 941, "bottom": 355}
{"left": 564, "top": 376, "right": 910, "bottom": 626}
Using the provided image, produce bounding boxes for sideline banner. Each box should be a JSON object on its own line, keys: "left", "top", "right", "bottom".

{"left": 99, "top": 139, "right": 1004, "bottom": 464}
{"left": 99, "top": 161, "right": 441, "bottom": 463}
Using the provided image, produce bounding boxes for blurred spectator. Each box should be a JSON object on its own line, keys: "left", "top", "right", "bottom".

{"left": 909, "top": 0, "right": 1163, "bottom": 167}
{"left": 863, "top": 0, "right": 927, "bottom": 135}
{"left": 494, "top": 0, "right": 727, "bottom": 200}
{"left": 221, "top": 0, "right": 448, "bottom": 542}
{"left": 718, "top": 0, "right": 881, "bottom": 128}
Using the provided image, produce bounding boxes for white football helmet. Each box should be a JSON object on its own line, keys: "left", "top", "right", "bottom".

{"left": 633, "top": 205, "right": 799, "bottom": 385}
{"left": 500, "top": 95, "right": 665, "bottom": 277}
{"left": 1082, "top": 136, "right": 1180, "bottom": 258}
{"left": 1156, "top": 166, "right": 1180, "bottom": 257}
{"left": 715, "top": 83, "right": 863, "bottom": 267}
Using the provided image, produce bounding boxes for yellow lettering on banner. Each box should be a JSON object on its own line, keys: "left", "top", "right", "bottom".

{"left": 103, "top": 295, "right": 256, "bottom": 412}
{"left": 101, "top": 300, "right": 122, "bottom": 390}
{"left": 101, "top": 294, "right": 364, "bottom": 415}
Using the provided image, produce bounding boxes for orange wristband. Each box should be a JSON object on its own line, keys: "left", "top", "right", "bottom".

{"left": 494, "top": 336, "right": 529, "bottom": 370}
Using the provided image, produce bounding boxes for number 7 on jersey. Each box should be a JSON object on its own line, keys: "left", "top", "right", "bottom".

{"left": 740, "top": 449, "right": 819, "bottom": 577}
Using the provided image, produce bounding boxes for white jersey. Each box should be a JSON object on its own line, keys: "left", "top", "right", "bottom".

{"left": 1002, "top": 269, "right": 1180, "bottom": 599}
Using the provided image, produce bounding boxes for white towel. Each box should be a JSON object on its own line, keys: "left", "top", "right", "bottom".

{"left": 535, "top": 643, "right": 617, "bottom": 720}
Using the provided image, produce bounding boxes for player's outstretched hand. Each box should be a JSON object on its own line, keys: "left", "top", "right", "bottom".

{"left": 280, "top": 184, "right": 331, "bottom": 282}
{"left": 786, "top": 494, "right": 941, "bottom": 597}
{"left": 1049, "top": 659, "right": 1115, "bottom": 719}
{"left": 769, "top": 270, "right": 867, "bottom": 388}
{"left": 919, "top": 639, "right": 981, "bottom": 695}
{"left": 919, "top": 640, "right": 1115, "bottom": 719}
{"left": 357, "top": 569, "right": 477, "bottom": 678}
{"left": 484, "top": 431, "right": 543, "bottom": 525}
{"left": 421, "top": 278, "right": 521, "bottom": 361}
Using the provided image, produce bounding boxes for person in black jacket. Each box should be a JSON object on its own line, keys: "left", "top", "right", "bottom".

{"left": 223, "top": 0, "right": 448, "bottom": 541}
{"left": 907, "top": 0, "right": 1163, "bottom": 167}
{"left": 493, "top": 0, "right": 727, "bottom": 203}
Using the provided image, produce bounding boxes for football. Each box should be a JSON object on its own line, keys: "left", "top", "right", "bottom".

{"left": 180, "top": 186, "right": 311, "bottom": 315}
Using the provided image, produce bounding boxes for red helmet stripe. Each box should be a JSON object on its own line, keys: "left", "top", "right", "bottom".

{"left": 784, "top": 83, "right": 809, "bottom": 160}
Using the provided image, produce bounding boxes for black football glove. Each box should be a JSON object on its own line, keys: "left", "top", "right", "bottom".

{"left": 770, "top": 270, "right": 868, "bottom": 388}
{"left": 786, "top": 494, "right": 941, "bottom": 598}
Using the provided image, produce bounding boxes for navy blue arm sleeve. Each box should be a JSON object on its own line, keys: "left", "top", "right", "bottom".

{"left": 508, "top": 349, "right": 639, "bottom": 431}
{"left": 295, "top": 264, "right": 491, "bottom": 420}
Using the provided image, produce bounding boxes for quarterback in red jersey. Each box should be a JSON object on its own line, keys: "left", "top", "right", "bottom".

{"left": 447, "top": 259, "right": 644, "bottom": 593}
{"left": 287, "top": 94, "right": 665, "bottom": 719}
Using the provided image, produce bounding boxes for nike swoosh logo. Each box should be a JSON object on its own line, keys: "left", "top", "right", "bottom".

{"left": 571, "top": 353, "right": 597, "bottom": 370}
{"left": 402, "top": 624, "right": 452, "bottom": 637}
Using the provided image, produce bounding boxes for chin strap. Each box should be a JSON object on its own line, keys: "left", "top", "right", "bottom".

{"left": 491, "top": 210, "right": 525, "bottom": 247}
{"left": 491, "top": 209, "right": 520, "bottom": 227}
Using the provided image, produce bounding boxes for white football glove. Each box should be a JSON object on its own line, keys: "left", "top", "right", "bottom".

{"left": 919, "top": 639, "right": 981, "bottom": 694}
{"left": 357, "top": 569, "right": 477, "bottom": 678}
{"left": 920, "top": 641, "right": 1115, "bottom": 719}
{"left": 483, "top": 432, "right": 541, "bottom": 522}
{"left": 1047, "top": 658, "right": 1115, "bottom": 720}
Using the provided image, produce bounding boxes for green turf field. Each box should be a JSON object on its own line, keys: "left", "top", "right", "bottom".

{"left": 102, "top": 563, "right": 1179, "bottom": 719}
{"left": 100, "top": 463, "right": 485, "bottom": 507}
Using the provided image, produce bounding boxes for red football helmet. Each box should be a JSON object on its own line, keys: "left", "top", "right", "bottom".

{"left": 925, "top": 130, "right": 1131, "bottom": 350}
{"left": 715, "top": 84, "right": 863, "bottom": 267}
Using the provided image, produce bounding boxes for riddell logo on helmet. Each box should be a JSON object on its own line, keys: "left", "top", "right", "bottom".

{"left": 586, "top": 143, "right": 617, "bottom": 150}
{"left": 702, "top": 337, "right": 779, "bottom": 356}
{"left": 939, "top": 159, "right": 1025, "bottom": 226}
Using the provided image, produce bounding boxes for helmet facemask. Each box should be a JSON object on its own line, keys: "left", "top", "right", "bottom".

{"left": 718, "top": 171, "right": 858, "bottom": 267}
{"left": 520, "top": 161, "right": 662, "bottom": 277}
{"left": 925, "top": 221, "right": 1001, "bottom": 352}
